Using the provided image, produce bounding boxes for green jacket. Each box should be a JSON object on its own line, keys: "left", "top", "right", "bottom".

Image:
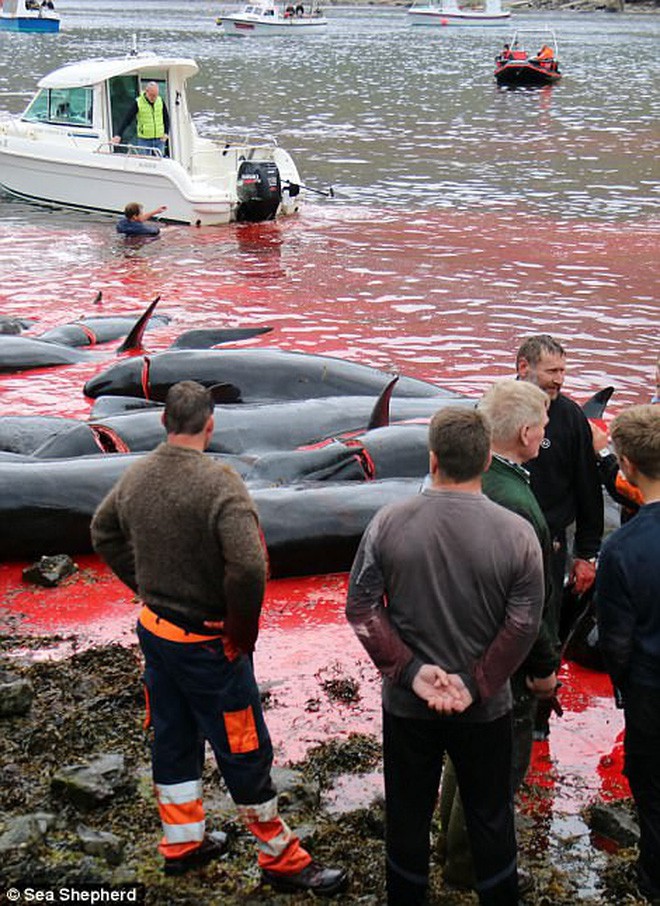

{"left": 483, "top": 454, "right": 559, "bottom": 678}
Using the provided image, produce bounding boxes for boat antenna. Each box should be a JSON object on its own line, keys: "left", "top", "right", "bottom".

{"left": 129, "top": 33, "right": 138, "bottom": 57}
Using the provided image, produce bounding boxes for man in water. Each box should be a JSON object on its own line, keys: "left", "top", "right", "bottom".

{"left": 116, "top": 202, "right": 166, "bottom": 238}
{"left": 91, "top": 380, "right": 347, "bottom": 896}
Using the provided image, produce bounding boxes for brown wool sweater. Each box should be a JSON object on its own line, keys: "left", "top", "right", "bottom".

{"left": 91, "top": 443, "right": 267, "bottom": 652}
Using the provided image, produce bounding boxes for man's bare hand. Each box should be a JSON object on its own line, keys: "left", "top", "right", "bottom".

{"left": 412, "top": 666, "right": 473, "bottom": 715}
{"left": 570, "top": 558, "right": 596, "bottom": 595}
{"left": 526, "top": 672, "right": 557, "bottom": 700}
{"left": 412, "top": 664, "right": 449, "bottom": 703}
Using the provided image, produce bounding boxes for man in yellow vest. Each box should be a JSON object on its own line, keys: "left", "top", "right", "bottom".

{"left": 112, "top": 81, "right": 170, "bottom": 157}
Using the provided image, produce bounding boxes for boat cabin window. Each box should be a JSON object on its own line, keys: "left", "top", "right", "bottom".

{"left": 22, "top": 87, "right": 93, "bottom": 128}
{"left": 108, "top": 75, "right": 168, "bottom": 152}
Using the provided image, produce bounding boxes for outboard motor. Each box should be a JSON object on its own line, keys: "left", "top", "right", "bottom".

{"left": 236, "top": 160, "right": 282, "bottom": 222}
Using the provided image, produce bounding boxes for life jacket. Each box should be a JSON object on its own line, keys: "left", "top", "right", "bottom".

{"left": 136, "top": 93, "right": 165, "bottom": 140}
{"left": 537, "top": 45, "right": 554, "bottom": 60}
{"left": 614, "top": 471, "right": 644, "bottom": 510}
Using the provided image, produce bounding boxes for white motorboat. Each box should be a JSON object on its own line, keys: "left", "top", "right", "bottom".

{"left": 0, "top": 50, "right": 304, "bottom": 225}
{"left": 0, "top": 0, "right": 59, "bottom": 32}
{"left": 408, "top": 0, "right": 510, "bottom": 27}
{"left": 217, "top": 0, "right": 327, "bottom": 37}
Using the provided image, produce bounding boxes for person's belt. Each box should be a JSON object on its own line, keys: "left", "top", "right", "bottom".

{"left": 138, "top": 605, "right": 224, "bottom": 643}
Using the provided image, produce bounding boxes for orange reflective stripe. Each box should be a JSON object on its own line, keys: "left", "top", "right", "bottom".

{"left": 257, "top": 835, "right": 312, "bottom": 873}
{"left": 159, "top": 798, "right": 204, "bottom": 827}
{"left": 158, "top": 839, "right": 201, "bottom": 859}
{"left": 138, "top": 605, "right": 224, "bottom": 643}
{"left": 143, "top": 683, "right": 151, "bottom": 730}
{"left": 223, "top": 705, "right": 259, "bottom": 754}
{"left": 250, "top": 818, "right": 287, "bottom": 844}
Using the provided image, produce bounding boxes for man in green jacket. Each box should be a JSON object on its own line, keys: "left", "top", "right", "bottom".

{"left": 439, "top": 379, "right": 559, "bottom": 891}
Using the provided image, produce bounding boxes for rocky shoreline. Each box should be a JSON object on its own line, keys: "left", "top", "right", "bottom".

{"left": 0, "top": 637, "right": 651, "bottom": 905}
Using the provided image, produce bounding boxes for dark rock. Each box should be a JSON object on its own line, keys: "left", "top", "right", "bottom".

{"left": 586, "top": 801, "right": 640, "bottom": 847}
{"left": 0, "top": 675, "right": 34, "bottom": 717}
{"left": 76, "top": 824, "right": 124, "bottom": 865}
{"left": 51, "top": 753, "right": 131, "bottom": 811}
{"left": 22, "top": 554, "right": 78, "bottom": 588}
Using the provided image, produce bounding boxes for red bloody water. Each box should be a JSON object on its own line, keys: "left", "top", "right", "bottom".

{"left": 0, "top": 204, "right": 652, "bottom": 859}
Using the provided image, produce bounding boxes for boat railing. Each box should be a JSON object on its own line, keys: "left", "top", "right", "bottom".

{"left": 93, "top": 141, "right": 164, "bottom": 159}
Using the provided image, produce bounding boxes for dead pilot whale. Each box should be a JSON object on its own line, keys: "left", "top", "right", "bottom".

{"left": 83, "top": 348, "right": 453, "bottom": 403}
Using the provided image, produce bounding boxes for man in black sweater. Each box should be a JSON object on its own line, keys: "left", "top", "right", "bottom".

{"left": 517, "top": 334, "right": 604, "bottom": 737}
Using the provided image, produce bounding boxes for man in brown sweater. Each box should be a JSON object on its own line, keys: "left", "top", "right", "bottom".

{"left": 91, "top": 380, "right": 346, "bottom": 895}
{"left": 346, "top": 407, "right": 544, "bottom": 906}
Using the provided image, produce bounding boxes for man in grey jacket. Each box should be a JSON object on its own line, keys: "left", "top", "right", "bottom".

{"left": 346, "top": 407, "right": 544, "bottom": 906}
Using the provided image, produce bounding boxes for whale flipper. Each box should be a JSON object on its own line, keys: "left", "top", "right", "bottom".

{"left": 169, "top": 327, "right": 273, "bottom": 349}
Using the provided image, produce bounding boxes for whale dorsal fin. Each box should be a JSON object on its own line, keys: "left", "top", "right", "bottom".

{"left": 116, "top": 296, "right": 161, "bottom": 354}
{"left": 581, "top": 386, "right": 614, "bottom": 419}
{"left": 367, "top": 376, "right": 399, "bottom": 430}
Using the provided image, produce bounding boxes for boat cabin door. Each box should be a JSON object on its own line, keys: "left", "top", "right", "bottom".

{"left": 108, "top": 75, "right": 170, "bottom": 156}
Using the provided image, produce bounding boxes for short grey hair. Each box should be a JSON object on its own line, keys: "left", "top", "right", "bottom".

{"left": 516, "top": 334, "right": 565, "bottom": 368}
{"left": 478, "top": 380, "right": 548, "bottom": 445}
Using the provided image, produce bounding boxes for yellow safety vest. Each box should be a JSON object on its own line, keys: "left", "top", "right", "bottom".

{"left": 136, "top": 93, "right": 165, "bottom": 140}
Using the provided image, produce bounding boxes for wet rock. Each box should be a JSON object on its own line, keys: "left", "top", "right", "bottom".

{"left": 77, "top": 824, "right": 124, "bottom": 865}
{"left": 22, "top": 554, "right": 78, "bottom": 588}
{"left": 585, "top": 800, "right": 640, "bottom": 847}
{"left": 272, "top": 765, "right": 321, "bottom": 811}
{"left": 51, "top": 753, "right": 132, "bottom": 811}
{"left": 0, "top": 674, "right": 34, "bottom": 717}
{"left": 0, "top": 812, "right": 55, "bottom": 854}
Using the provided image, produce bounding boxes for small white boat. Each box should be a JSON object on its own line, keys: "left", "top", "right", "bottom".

{"left": 217, "top": 0, "right": 327, "bottom": 37}
{"left": 408, "top": 0, "right": 510, "bottom": 27}
{"left": 0, "top": 50, "right": 304, "bottom": 225}
{"left": 0, "top": 0, "right": 59, "bottom": 32}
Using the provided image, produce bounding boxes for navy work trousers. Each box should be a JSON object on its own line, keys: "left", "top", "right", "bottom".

{"left": 383, "top": 709, "right": 518, "bottom": 906}
{"left": 137, "top": 622, "right": 276, "bottom": 806}
{"left": 624, "top": 683, "right": 660, "bottom": 894}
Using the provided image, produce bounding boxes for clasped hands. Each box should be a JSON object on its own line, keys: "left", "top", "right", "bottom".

{"left": 412, "top": 664, "right": 473, "bottom": 715}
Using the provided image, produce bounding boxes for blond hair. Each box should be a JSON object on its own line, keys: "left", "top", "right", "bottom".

{"left": 611, "top": 404, "right": 660, "bottom": 480}
{"left": 478, "top": 380, "right": 549, "bottom": 445}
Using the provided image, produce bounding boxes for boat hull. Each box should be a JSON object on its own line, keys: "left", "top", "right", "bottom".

{"left": 217, "top": 15, "right": 327, "bottom": 36}
{"left": 408, "top": 9, "right": 510, "bottom": 26}
{"left": 0, "top": 15, "right": 59, "bottom": 31}
{"left": 495, "top": 62, "right": 561, "bottom": 87}
{"left": 0, "top": 136, "right": 301, "bottom": 225}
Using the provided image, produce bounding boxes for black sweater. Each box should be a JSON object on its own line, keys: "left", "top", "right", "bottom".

{"left": 525, "top": 393, "right": 603, "bottom": 560}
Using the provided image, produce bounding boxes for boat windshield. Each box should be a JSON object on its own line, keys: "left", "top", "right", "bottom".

{"left": 22, "top": 87, "right": 93, "bottom": 128}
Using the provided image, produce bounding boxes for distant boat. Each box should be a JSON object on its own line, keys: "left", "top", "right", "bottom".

{"left": 494, "top": 28, "right": 562, "bottom": 87}
{"left": 217, "top": 0, "right": 328, "bottom": 36}
{"left": 408, "top": 0, "right": 510, "bottom": 27}
{"left": 0, "top": 0, "right": 60, "bottom": 32}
